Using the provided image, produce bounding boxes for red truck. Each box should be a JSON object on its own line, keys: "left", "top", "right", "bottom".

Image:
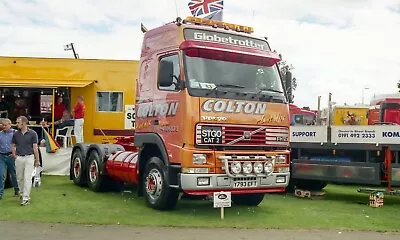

{"left": 289, "top": 104, "right": 316, "bottom": 126}
{"left": 368, "top": 96, "right": 400, "bottom": 125}
{"left": 69, "top": 17, "right": 292, "bottom": 210}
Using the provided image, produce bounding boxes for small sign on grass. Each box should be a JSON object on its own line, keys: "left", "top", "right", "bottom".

{"left": 213, "top": 191, "right": 231, "bottom": 220}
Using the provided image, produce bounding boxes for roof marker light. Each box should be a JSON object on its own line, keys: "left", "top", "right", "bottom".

{"left": 184, "top": 16, "right": 254, "bottom": 34}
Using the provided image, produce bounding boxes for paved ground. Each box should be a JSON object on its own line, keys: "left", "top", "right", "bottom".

{"left": 1, "top": 221, "right": 399, "bottom": 240}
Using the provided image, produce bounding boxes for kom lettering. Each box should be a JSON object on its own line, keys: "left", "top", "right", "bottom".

{"left": 382, "top": 131, "right": 400, "bottom": 138}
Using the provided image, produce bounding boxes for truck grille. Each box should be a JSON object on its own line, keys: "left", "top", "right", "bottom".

{"left": 196, "top": 124, "right": 289, "bottom": 147}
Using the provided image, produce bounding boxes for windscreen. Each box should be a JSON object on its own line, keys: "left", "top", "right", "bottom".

{"left": 183, "top": 48, "right": 285, "bottom": 99}
{"left": 292, "top": 114, "right": 316, "bottom": 125}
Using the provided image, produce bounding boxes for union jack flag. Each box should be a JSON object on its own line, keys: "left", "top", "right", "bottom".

{"left": 188, "top": 0, "right": 224, "bottom": 19}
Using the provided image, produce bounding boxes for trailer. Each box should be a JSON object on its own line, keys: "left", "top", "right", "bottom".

{"left": 288, "top": 97, "right": 400, "bottom": 192}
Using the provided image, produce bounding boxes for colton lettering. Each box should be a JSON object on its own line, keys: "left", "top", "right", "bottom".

{"left": 202, "top": 99, "right": 266, "bottom": 115}
{"left": 137, "top": 102, "right": 179, "bottom": 118}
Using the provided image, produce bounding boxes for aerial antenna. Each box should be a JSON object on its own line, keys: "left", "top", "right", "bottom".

{"left": 64, "top": 43, "right": 79, "bottom": 59}
{"left": 174, "top": 0, "right": 179, "bottom": 18}
{"left": 251, "top": 10, "right": 256, "bottom": 26}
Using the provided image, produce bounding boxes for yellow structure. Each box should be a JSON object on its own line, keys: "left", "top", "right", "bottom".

{"left": 0, "top": 56, "right": 139, "bottom": 143}
{"left": 333, "top": 105, "right": 369, "bottom": 125}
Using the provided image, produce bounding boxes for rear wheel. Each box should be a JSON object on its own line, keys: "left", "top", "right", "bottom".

{"left": 87, "top": 150, "right": 108, "bottom": 192}
{"left": 232, "top": 193, "right": 265, "bottom": 206}
{"left": 143, "top": 157, "right": 179, "bottom": 210}
{"left": 71, "top": 148, "right": 86, "bottom": 186}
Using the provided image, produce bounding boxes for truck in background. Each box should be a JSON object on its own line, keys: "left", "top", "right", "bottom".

{"left": 70, "top": 16, "right": 292, "bottom": 210}
{"left": 288, "top": 95, "right": 400, "bottom": 192}
{"left": 289, "top": 104, "right": 316, "bottom": 126}
{"left": 368, "top": 95, "right": 400, "bottom": 125}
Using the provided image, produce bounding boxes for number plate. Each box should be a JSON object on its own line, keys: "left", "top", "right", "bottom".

{"left": 233, "top": 181, "right": 257, "bottom": 188}
{"left": 200, "top": 126, "right": 223, "bottom": 144}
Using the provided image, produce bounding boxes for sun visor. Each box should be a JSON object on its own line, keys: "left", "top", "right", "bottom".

{"left": 180, "top": 40, "right": 281, "bottom": 66}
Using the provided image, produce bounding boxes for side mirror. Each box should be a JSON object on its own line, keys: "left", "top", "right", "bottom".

{"left": 158, "top": 60, "right": 174, "bottom": 87}
{"left": 285, "top": 70, "right": 293, "bottom": 102}
{"left": 285, "top": 70, "right": 292, "bottom": 87}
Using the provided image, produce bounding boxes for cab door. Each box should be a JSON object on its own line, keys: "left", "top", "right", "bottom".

{"left": 153, "top": 52, "right": 186, "bottom": 164}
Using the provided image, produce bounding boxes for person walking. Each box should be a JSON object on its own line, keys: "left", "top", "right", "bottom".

{"left": 11, "top": 116, "right": 40, "bottom": 206}
{"left": 73, "top": 96, "right": 85, "bottom": 143}
{"left": 0, "top": 118, "right": 19, "bottom": 200}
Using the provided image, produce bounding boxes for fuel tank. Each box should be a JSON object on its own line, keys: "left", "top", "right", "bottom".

{"left": 105, "top": 151, "right": 139, "bottom": 185}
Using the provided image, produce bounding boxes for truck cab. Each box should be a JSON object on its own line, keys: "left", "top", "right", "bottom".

{"left": 70, "top": 17, "right": 292, "bottom": 210}
{"left": 289, "top": 104, "right": 316, "bottom": 126}
{"left": 134, "top": 17, "right": 291, "bottom": 208}
{"left": 368, "top": 97, "right": 400, "bottom": 125}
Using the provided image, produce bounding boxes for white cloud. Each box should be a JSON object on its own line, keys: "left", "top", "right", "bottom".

{"left": 1, "top": 0, "right": 400, "bottom": 109}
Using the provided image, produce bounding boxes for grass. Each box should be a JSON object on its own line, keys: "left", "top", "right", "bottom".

{"left": 1, "top": 175, "right": 400, "bottom": 231}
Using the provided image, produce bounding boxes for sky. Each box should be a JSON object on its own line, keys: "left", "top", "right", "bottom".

{"left": 1, "top": 0, "right": 400, "bottom": 110}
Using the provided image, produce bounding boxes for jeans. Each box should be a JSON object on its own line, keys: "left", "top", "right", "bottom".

{"left": 0, "top": 154, "right": 19, "bottom": 197}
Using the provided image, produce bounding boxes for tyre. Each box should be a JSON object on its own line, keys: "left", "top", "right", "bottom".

{"left": 71, "top": 148, "right": 87, "bottom": 186}
{"left": 143, "top": 157, "right": 179, "bottom": 210}
{"left": 87, "top": 150, "right": 108, "bottom": 192}
{"left": 232, "top": 193, "right": 265, "bottom": 206}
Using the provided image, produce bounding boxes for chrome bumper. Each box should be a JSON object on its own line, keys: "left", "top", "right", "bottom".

{"left": 179, "top": 172, "right": 290, "bottom": 191}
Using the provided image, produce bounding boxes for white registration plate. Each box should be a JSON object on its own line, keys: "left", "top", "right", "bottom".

{"left": 233, "top": 181, "right": 257, "bottom": 188}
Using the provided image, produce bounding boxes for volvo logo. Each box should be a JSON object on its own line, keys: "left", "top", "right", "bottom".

{"left": 243, "top": 131, "right": 251, "bottom": 140}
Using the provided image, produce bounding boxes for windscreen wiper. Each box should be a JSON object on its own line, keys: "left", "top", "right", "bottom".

{"left": 216, "top": 84, "right": 245, "bottom": 88}
{"left": 205, "top": 83, "right": 245, "bottom": 96}
{"left": 253, "top": 88, "right": 286, "bottom": 103}
{"left": 257, "top": 88, "right": 283, "bottom": 94}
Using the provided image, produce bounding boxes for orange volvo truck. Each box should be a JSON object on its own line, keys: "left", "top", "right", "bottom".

{"left": 70, "top": 17, "right": 292, "bottom": 210}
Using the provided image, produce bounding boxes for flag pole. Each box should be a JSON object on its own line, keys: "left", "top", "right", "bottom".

{"left": 51, "top": 88, "right": 55, "bottom": 137}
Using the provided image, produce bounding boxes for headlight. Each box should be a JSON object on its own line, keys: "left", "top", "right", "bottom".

{"left": 276, "top": 155, "right": 286, "bottom": 164}
{"left": 193, "top": 154, "right": 207, "bottom": 165}
{"left": 264, "top": 161, "right": 274, "bottom": 174}
{"left": 253, "top": 162, "right": 263, "bottom": 174}
{"left": 230, "top": 161, "right": 241, "bottom": 174}
{"left": 242, "top": 162, "right": 253, "bottom": 174}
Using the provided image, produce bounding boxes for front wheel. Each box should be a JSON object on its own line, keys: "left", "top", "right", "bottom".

{"left": 143, "top": 157, "right": 179, "bottom": 210}
{"left": 232, "top": 193, "right": 265, "bottom": 206}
